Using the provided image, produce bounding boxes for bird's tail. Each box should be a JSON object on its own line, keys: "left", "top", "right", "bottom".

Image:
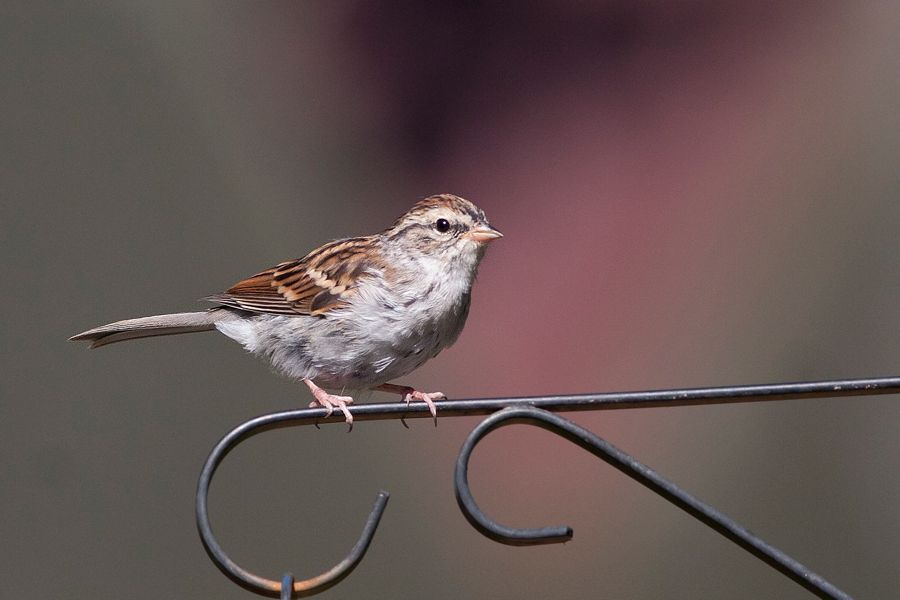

{"left": 70, "top": 310, "right": 229, "bottom": 349}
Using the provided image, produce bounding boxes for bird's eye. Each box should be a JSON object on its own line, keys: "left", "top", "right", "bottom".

{"left": 434, "top": 218, "right": 451, "bottom": 233}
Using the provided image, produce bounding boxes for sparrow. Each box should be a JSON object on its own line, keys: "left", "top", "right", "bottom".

{"left": 70, "top": 194, "right": 502, "bottom": 428}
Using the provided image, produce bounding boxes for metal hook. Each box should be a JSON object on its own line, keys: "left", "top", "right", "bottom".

{"left": 193, "top": 376, "right": 899, "bottom": 596}
{"left": 455, "top": 406, "right": 853, "bottom": 600}
{"left": 195, "top": 411, "right": 390, "bottom": 598}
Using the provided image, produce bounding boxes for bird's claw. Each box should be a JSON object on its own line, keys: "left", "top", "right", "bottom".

{"left": 304, "top": 379, "right": 355, "bottom": 431}
{"left": 405, "top": 390, "right": 446, "bottom": 425}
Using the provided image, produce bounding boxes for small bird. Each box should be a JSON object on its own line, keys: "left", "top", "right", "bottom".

{"left": 71, "top": 194, "right": 502, "bottom": 428}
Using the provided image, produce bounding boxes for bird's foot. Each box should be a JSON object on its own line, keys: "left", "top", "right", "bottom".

{"left": 405, "top": 390, "right": 446, "bottom": 421}
{"left": 304, "top": 379, "right": 355, "bottom": 431}
{"left": 375, "top": 383, "right": 445, "bottom": 425}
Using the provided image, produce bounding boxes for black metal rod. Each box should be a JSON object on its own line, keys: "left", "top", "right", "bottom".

{"left": 238, "top": 375, "right": 900, "bottom": 426}
{"left": 455, "top": 406, "right": 853, "bottom": 599}
{"left": 196, "top": 376, "right": 897, "bottom": 597}
{"left": 195, "top": 409, "right": 390, "bottom": 598}
{"left": 280, "top": 574, "right": 294, "bottom": 600}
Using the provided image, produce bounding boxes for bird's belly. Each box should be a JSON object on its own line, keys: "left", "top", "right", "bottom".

{"left": 311, "top": 319, "right": 448, "bottom": 388}
{"left": 231, "top": 311, "right": 460, "bottom": 390}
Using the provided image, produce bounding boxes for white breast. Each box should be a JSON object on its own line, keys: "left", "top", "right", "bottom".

{"left": 336, "top": 254, "right": 474, "bottom": 382}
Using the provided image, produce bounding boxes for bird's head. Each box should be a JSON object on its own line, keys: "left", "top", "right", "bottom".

{"left": 386, "top": 194, "right": 502, "bottom": 270}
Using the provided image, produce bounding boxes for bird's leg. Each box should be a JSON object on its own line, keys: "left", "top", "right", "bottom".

{"left": 375, "top": 383, "right": 445, "bottom": 424}
{"left": 304, "top": 379, "right": 355, "bottom": 430}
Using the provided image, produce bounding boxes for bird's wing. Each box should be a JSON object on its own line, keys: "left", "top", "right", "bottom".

{"left": 205, "top": 237, "right": 377, "bottom": 316}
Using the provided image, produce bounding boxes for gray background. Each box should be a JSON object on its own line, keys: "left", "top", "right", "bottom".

{"left": 3, "top": 2, "right": 899, "bottom": 599}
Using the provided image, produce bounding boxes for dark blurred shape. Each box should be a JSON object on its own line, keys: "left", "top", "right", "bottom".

{"left": 342, "top": 1, "right": 823, "bottom": 165}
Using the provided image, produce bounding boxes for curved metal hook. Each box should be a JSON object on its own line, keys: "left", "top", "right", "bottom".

{"left": 190, "top": 376, "right": 897, "bottom": 597}
{"left": 196, "top": 412, "right": 389, "bottom": 598}
{"left": 455, "top": 406, "right": 852, "bottom": 600}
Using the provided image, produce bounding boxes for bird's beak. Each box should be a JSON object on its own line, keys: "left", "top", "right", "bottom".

{"left": 465, "top": 226, "right": 503, "bottom": 244}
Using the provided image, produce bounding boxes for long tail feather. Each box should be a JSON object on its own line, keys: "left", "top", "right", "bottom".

{"left": 70, "top": 311, "right": 226, "bottom": 349}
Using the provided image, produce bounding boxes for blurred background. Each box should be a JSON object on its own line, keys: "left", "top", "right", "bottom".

{"left": 3, "top": 2, "right": 899, "bottom": 598}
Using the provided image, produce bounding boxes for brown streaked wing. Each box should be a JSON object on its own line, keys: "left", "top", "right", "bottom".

{"left": 203, "top": 266, "right": 297, "bottom": 315}
{"left": 204, "top": 237, "right": 377, "bottom": 316}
